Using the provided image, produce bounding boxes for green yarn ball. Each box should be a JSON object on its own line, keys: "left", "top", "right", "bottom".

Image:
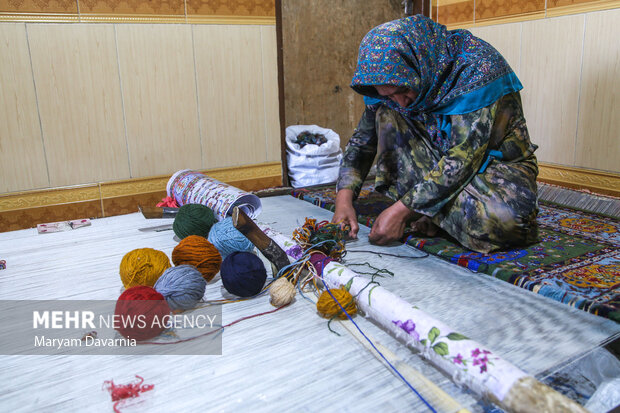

{"left": 172, "top": 203, "right": 217, "bottom": 240}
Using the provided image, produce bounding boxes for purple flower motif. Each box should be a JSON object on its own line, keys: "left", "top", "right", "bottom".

{"left": 285, "top": 245, "right": 303, "bottom": 260}
{"left": 453, "top": 354, "right": 464, "bottom": 365}
{"left": 473, "top": 358, "right": 481, "bottom": 366}
{"left": 471, "top": 348, "right": 481, "bottom": 357}
{"left": 480, "top": 364, "right": 488, "bottom": 373}
{"left": 393, "top": 319, "right": 420, "bottom": 341}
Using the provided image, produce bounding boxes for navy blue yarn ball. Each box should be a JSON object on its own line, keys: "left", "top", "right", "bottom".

{"left": 220, "top": 251, "right": 267, "bottom": 297}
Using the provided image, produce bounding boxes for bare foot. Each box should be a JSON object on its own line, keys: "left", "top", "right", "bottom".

{"left": 410, "top": 216, "right": 439, "bottom": 237}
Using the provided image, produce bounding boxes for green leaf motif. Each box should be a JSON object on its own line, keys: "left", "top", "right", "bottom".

{"left": 433, "top": 342, "right": 449, "bottom": 356}
{"left": 428, "top": 327, "right": 440, "bottom": 344}
{"left": 368, "top": 285, "right": 379, "bottom": 306}
{"left": 344, "top": 278, "right": 353, "bottom": 291}
{"left": 447, "top": 332, "right": 469, "bottom": 341}
{"left": 420, "top": 339, "right": 427, "bottom": 346}
{"left": 327, "top": 267, "right": 337, "bottom": 274}
{"left": 338, "top": 268, "right": 344, "bottom": 276}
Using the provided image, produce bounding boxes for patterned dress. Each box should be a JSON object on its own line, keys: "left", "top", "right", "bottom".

{"left": 337, "top": 16, "right": 540, "bottom": 253}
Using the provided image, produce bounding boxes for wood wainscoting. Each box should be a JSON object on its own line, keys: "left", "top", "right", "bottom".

{"left": 0, "top": 162, "right": 282, "bottom": 232}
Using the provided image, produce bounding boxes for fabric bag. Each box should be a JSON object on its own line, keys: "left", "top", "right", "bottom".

{"left": 286, "top": 125, "right": 343, "bottom": 188}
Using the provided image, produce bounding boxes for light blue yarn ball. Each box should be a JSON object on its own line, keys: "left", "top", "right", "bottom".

{"left": 154, "top": 265, "right": 206, "bottom": 311}
{"left": 208, "top": 217, "right": 254, "bottom": 258}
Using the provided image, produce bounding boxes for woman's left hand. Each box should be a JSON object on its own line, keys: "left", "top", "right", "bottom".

{"left": 369, "top": 201, "right": 416, "bottom": 245}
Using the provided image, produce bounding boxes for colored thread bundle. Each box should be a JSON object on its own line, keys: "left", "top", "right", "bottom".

{"left": 119, "top": 248, "right": 171, "bottom": 288}
{"left": 293, "top": 218, "right": 347, "bottom": 260}
{"left": 154, "top": 265, "right": 206, "bottom": 311}
{"left": 114, "top": 286, "right": 170, "bottom": 341}
{"left": 172, "top": 235, "right": 222, "bottom": 282}
{"left": 269, "top": 277, "right": 296, "bottom": 307}
{"left": 221, "top": 251, "right": 267, "bottom": 297}
{"left": 316, "top": 287, "right": 357, "bottom": 320}
{"left": 172, "top": 203, "right": 217, "bottom": 240}
{"left": 208, "top": 217, "right": 254, "bottom": 258}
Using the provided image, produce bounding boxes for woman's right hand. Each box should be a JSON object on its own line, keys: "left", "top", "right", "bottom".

{"left": 332, "top": 189, "right": 359, "bottom": 239}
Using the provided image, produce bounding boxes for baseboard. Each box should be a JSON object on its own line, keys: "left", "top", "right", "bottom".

{"left": 538, "top": 163, "right": 620, "bottom": 198}
{"left": 0, "top": 162, "right": 282, "bottom": 232}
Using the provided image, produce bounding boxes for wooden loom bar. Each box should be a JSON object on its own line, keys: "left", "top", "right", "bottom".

{"left": 257, "top": 224, "right": 588, "bottom": 413}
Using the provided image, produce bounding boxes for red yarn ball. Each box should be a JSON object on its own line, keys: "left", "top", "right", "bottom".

{"left": 114, "top": 286, "right": 170, "bottom": 341}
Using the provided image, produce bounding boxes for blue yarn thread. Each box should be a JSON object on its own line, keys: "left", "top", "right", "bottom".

{"left": 208, "top": 217, "right": 254, "bottom": 258}
{"left": 282, "top": 238, "right": 436, "bottom": 413}
{"left": 154, "top": 265, "right": 206, "bottom": 311}
{"left": 316, "top": 256, "right": 436, "bottom": 413}
{"left": 220, "top": 251, "right": 267, "bottom": 297}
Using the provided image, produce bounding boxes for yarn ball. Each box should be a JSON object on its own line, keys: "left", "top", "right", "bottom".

{"left": 119, "top": 248, "right": 171, "bottom": 288}
{"left": 207, "top": 217, "right": 254, "bottom": 258}
{"left": 154, "top": 265, "right": 206, "bottom": 311}
{"left": 172, "top": 203, "right": 216, "bottom": 240}
{"left": 316, "top": 287, "right": 357, "bottom": 320}
{"left": 220, "top": 251, "right": 267, "bottom": 297}
{"left": 269, "top": 277, "right": 296, "bottom": 307}
{"left": 114, "top": 286, "right": 170, "bottom": 341}
{"left": 172, "top": 235, "right": 222, "bottom": 281}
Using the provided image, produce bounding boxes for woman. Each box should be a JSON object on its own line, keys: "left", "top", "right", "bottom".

{"left": 332, "top": 15, "right": 539, "bottom": 253}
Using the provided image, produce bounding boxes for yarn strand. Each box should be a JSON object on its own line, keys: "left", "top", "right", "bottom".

{"left": 316, "top": 259, "right": 437, "bottom": 413}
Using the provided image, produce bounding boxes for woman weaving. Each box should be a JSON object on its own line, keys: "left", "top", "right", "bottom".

{"left": 332, "top": 15, "right": 539, "bottom": 253}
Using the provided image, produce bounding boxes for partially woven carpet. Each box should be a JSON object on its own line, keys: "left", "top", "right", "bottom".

{"left": 291, "top": 183, "right": 620, "bottom": 322}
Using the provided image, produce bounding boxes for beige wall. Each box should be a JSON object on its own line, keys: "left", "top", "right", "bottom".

{"left": 0, "top": 22, "right": 280, "bottom": 194}
{"left": 469, "top": 7, "right": 620, "bottom": 174}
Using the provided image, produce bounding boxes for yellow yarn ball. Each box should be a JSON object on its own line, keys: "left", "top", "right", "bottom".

{"left": 119, "top": 248, "right": 171, "bottom": 288}
{"left": 316, "top": 287, "right": 357, "bottom": 319}
{"left": 269, "top": 277, "right": 296, "bottom": 307}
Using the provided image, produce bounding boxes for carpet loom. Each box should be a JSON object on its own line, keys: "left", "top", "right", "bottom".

{"left": 0, "top": 193, "right": 618, "bottom": 412}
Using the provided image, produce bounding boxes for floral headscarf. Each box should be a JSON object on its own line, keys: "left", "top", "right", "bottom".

{"left": 351, "top": 16, "right": 522, "bottom": 151}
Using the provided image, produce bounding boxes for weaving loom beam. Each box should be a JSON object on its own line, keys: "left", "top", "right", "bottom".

{"left": 257, "top": 220, "right": 590, "bottom": 413}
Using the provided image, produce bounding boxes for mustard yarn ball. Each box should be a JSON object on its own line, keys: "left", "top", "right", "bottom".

{"left": 269, "top": 277, "right": 296, "bottom": 307}
{"left": 316, "top": 287, "right": 357, "bottom": 320}
{"left": 119, "top": 248, "right": 171, "bottom": 288}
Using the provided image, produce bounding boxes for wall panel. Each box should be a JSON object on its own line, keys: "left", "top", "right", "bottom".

{"left": 28, "top": 24, "right": 129, "bottom": 187}
{"left": 468, "top": 22, "right": 521, "bottom": 75}
{"left": 574, "top": 8, "right": 620, "bottom": 171}
{"left": 436, "top": 0, "right": 474, "bottom": 26}
{"left": 260, "top": 25, "right": 281, "bottom": 162}
{"left": 475, "top": 0, "right": 545, "bottom": 22}
{"left": 519, "top": 15, "right": 584, "bottom": 165}
{"left": 79, "top": 0, "right": 185, "bottom": 17}
{"left": 0, "top": 0, "right": 77, "bottom": 15}
{"left": 193, "top": 25, "right": 268, "bottom": 168}
{"left": 186, "top": 0, "right": 274, "bottom": 17}
{"left": 116, "top": 24, "right": 202, "bottom": 178}
{"left": 0, "top": 23, "right": 49, "bottom": 193}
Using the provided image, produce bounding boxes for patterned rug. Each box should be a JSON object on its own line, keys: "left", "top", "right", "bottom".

{"left": 291, "top": 183, "right": 620, "bottom": 322}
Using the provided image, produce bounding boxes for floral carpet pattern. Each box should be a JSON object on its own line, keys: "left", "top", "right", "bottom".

{"left": 291, "top": 183, "right": 620, "bottom": 322}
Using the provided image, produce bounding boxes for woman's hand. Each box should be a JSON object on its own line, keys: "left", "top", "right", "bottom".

{"left": 332, "top": 189, "right": 359, "bottom": 239}
{"left": 369, "top": 201, "right": 416, "bottom": 245}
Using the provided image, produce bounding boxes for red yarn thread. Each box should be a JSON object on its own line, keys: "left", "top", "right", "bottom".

{"left": 103, "top": 375, "right": 154, "bottom": 413}
{"left": 115, "top": 286, "right": 170, "bottom": 341}
{"left": 156, "top": 196, "right": 178, "bottom": 208}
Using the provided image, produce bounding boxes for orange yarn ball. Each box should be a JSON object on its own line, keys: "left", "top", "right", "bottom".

{"left": 316, "top": 287, "right": 357, "bottom": 320}
{"left": 172, "top": 235, "right": 222, "bottom": 282}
